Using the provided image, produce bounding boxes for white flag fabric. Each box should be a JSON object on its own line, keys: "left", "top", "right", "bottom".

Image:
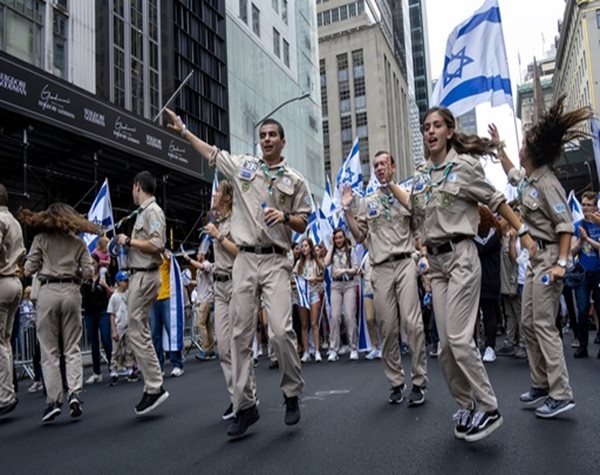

{"left": 591, "top": 117, "right": 600, "bottom": 189}
{"left": 210, "top": 171, "right": 219, "bottom": 209}
{"left": 294, "top": 275, "right": 311, "bottom": 309}
{"left": 164, "top": 254, "right": 185, "bottom": 351}
{"left": 82, "top": 178, "right": 114, "bottom": 252}
{"left": 334, "top": 138, "right": 363, "bottom": 203}
{"left": 430, "top": 0, "right": 512, "bottom": 118}
{"left": 567, "top": 190, "right": 584, "bottom": 224}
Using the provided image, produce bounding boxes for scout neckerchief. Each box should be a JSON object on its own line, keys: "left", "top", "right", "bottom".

{"left": 517, "top": 176, "right": 529, "bottom": 202}
{"left": 424, "top": 161, "right": 454, "bottom": 203}
{"left": 378, "top": 190, "right": 394, "bottom": 220}
{"left": 260, "top": 162, "right": 285, "bottom": 195}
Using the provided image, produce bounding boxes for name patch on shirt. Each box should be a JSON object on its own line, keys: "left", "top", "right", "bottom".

{"left": 239, "top": 160, "right": 258, "bottom": 180}
{"left": 446, "top": 173, "right": 458, "bottom": 183}
{"left": 529, "top": 189, "right": 539, "bottom": 199}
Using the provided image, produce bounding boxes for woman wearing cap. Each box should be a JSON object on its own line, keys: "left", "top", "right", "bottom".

{"left": 20, "top": 203, "right": 98, "bottom": 423}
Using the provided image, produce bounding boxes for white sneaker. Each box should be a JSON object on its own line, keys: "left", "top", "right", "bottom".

{"left": 350, "top": 350, "right": 359, "bottom": 360}
{"left": 257, "top": 348, "right": 263, "bottom": 357}
{"left": 314, "top": 351, "right": 322, "bottom": 362}
{"left": 482, "top": 347, "right": 496, "bottom": 363}
{"left": 170, "top": 367, "right": 184, "bottom": 377}
{"left": 365, "top": 349, "right": 380, "bottom": 360}
{"left": 327, "top": 351, "right": 339, "bottom": 362}
{"left": 85, "top": 373, "right": 102, "bottom": 384}
{"left": 338, "top": 345, "right": 350, "bottom": 355}
{"left": 374, "top": 349, "right": 382, "bottom": 359}
{"left": 300, "top": 352, "right": 311, "bottom": 363}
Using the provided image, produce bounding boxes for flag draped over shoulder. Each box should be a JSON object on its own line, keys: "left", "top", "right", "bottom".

{"left": 164, "top": 255, "right": 185, "bottom": 351}
{"left": 82, "top": 178, "right": 114, "bottom": 252}
{"left": 294, "top": 275, "right": 311, "bottom": 309}
{"left": 430, "top": 0, "right": 512, "bottom": 117}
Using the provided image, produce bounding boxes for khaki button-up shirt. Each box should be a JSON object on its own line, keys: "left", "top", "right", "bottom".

{"left": 508, "top": 165, "right": 573, "bottom": 241}
{"left": 0, "top": 206, "right": 25, "bottom": 276}
{"left": 331, "top": 247, "right": 358, "bottom": 279}
{"left": 213, "top": 216, "right": 235, "bottom": 275}
{"left": 24, "top": 232, "right": 93, "bottom": 280}
{"left": 411, "top": 148, "right": 506, "bottom": 246}
{"left": 210, "top": 148, "right": 312, "bottom": 251}
{"left": 128, "top": 197, "right": 165, "bottom": 269}
{"left": 355, "top": 190, "right": 415, "bottom": 265}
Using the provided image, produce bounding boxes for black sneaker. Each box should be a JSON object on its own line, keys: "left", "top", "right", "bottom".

{"left": 283, "top": 395, "right": 301, "bottom": 425}
{"left": 134, "top": 387, "right": 169, "bottom": 415}
{"left": 519, "top": 387, "right": 549, "bottom": 406}
{"left": 535, "top": 397, "right": 576, "bottom": 418}
{"left": 464, "top": 410, "right": 503, "bottom": 442}
{"left": 268, "top": 360, "right": 279, "bottom": 369}
{"left": 226, "top": 404, "right": 259, "bottom": 437}
{"left": 253, "top": 358, "right": 260, "bottom": 368}
{"left": 222, "top": 403, "right": 235, "bottom": 421}
{"left": 108, "top": 375, "right": 119, "bottom": 386}
{"left": 495, "top": 344, "right": 516, "bottom": 356}
{"left": 42, "top": 402, "right": 62, "bottom": 423}
{"left": 0, "top": 398, "right": 18, "bottom": 417}
{"left": 574, "top": 347, "right": 588, "bottom": 358}
{"left": 126, "top": 372, "right": 140, "bottom": 383}
{"left": 388, "top": 384, "right": 405, "bottom": 405}
{"left": 407, "top": 385, "right": 425, "bottom": 407}
{"left": 68, "top": 394, "right": 83, "bottom": 418}
{"left": 453, "top": 408, "right": 473, "bottom": 439}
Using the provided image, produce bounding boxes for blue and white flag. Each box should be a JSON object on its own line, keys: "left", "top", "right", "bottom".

{"left": 591, "top": 117, "right": 600, "bottom": 189}
{"left": 567, "top": 190, "right": 585, "bottom": 223}
{"left": 364, "top": 172, "right": 381, "bottom": 196}
{"left": 335, "top": 138, "right": 363, "bottom": 202}
{"left": 323, "top": 267, "right": 332, "bottom": 324}
{"left": 210, "top": 171, "right": 219, "bottom": 209}
{"left": 357, "top": 251, "right": 372, "bottom": 352}
{"left": 430, "top": 0, "right": 512, "bottom": 118}
{"left": 294, "top": 275, "right": 311, "bottom": 309}
{"left": 164, "top": 254, "right": 185, "bottom": 351}
{"left": 82, "top": 179, "right": 114, "bottom": 252}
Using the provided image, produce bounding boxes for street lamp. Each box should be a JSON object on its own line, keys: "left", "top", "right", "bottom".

{"left": 252, "top": 92, "right": 311, "bottom": 154}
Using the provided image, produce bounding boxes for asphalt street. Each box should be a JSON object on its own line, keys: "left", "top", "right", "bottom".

{"left": 2, "top": 337, "right": 599, "bottom": 475}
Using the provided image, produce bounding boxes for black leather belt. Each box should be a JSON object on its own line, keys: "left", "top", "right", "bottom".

{"left": 214, "top": 273, "right": 231, "bottom": 282}
{"left": 240, "top": 245, "right": 286, "bottom": 256}
{"left": 536, "top": 239, "right": 556, "bottom": 250}
{"left": 127, "top": 266, "right": 159, "bottom": 275}
{"left": 39, "top": 277, "right": 80, "bottom": 286}
{"left": 0, "top": 275, "right": 18, "bottom": 279}
{"left": 376, "top": 252, "right": 412, "bottom": 266}
{"left": 427, "top": 235, "right": 469, "bottom": 256}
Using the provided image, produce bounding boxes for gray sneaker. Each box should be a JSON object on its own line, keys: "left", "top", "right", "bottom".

{"left": 535, "top": 398, "right": 575, "bottom": 419}
{"left": 519, "top": 387, "right": 549, "bottom": 406}
{"left": 388, "top": 384, "right": 406, "bottom": 405}
{"left": 496, "top": 344, "right": 516, "bottom": 356}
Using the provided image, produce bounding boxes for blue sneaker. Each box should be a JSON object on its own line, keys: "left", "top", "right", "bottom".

{"left": 535, "top": 398, "right": 575, "bottom": 419}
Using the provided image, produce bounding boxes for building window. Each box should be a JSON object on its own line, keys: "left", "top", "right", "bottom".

{"left": 273, "top": 28, "right": 280, "bottom": 57}
{"left": 252, "top": 3, "right": 260, "bottom": 37}
{"left": 597, "top": 9, "right": 600, "bottom": 28}
{"left": 272, "top": 0, "right": 278, "bottom": 14}
{"left": 53, "top": 11, "right": 68, "bottom": 79}
{"left": 282, "top": 0, "right": 288, "bottom": 24}
{"left": 1, "top": 0, "right": 44, "bottom": 67}
{"left": 239, "top": 0, "right": 248, "bottom": 23}
{"left": 283, "top": 39, "right": 290, "bottom": 67}
{"left": 356, "top": 112, "right": 368, "bottom": 138}
{"left": 337, "top": 53, "right": 349, "bottom": 81}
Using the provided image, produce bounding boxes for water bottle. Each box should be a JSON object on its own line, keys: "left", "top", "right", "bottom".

{"left": 261, "top": 202, "right": 275, "bottom": 227}
{"left": 199, "top": 234, "right": 212, "bottom": 255}
{"left": 417, "top": 257, "right": 429, "bottom": 274}
{"left": 422, "top": 291, "right": 432, "bottom": 306}
{"left": 99, "top": 266, "right": 107, "bottom": 284}
{"left": 117, "top": 245, "right": 128, "bottom": 270}
{"left": 516, "top": 248, "right": 530, "bottom": 266}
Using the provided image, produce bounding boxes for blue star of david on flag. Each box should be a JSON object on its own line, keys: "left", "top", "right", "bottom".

{"left": 443, "top": 47, "right": 474, "bottom": 87}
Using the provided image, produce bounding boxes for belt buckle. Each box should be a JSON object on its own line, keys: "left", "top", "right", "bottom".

{"left": 430, "top": 246, "right": 440, "bottom": 257}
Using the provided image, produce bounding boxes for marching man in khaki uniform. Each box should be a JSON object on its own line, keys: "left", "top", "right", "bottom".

{"left": 165, "top": 109, "right": 311, "bottom": 437}
{"left": 342, "top": 152, "right": 428, "bottom": 407}
{"left": 388, "top": 107, "right": 534, "bottom": 442}
{"left": 490, "top": 96, "right": 591, "bottom": 419}
{"left": 117, "top": 171, "right": 169, "bottom": 415}
{"left": 0, "top": 184, "right": 25, "bottom": 418}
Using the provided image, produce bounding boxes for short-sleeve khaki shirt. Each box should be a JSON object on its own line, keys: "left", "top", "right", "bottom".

{"left": 128, "top": 197, "right": 166, "bottom": 269}
{"left": 213, "top": 216, "right": 235, "bottom": 275}
{"left": 0, "top": 206, "right": 25, "bottom": 276}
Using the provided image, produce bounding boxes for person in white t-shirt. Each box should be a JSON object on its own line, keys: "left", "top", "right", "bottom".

{"left": 108, "top": 271, "right": 137, "bottom": 385}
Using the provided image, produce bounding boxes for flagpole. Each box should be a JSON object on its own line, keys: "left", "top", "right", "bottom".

{"left": 153, "top": 70, "right": 195, "bottom": 123}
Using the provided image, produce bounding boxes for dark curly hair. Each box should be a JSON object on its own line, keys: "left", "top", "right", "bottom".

{"left": 423, "top": 106, "right": 497, "bottom": 158}
{"left": 525, "top": 95, "right": 592, "bottom": 168}
{"left": 18, "top": 202, "right": 103, "bottom": 235}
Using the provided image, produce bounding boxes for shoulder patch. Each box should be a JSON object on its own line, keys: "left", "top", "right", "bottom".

{"left": 553, "top": 203, "right": 566, "bottom": 214}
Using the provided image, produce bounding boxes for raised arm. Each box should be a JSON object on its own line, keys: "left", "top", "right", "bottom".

{"left": 164, "top": 108, "right": 215, "bottom": 160}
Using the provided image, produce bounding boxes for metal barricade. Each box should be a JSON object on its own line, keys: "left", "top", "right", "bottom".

{"left": 14, "top": 311, "right": 37, "bottom": 380}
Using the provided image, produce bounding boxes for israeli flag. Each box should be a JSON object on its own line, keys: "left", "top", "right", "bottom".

{"left": 210, "top": 171, "right": 219, "bottom": 209}
{"left": 567, "top": 190, "right": 584, "bottom": 223}
{"left": 82, "top": 178, "right": 114, "bottom": 252}
{"left": 430, "top": 0, "right": 512, "bottom": 118}
{"left": 591, "top": 117, "right": 600, "bottom": 191}
{"left": 294, "top": 275, "right": 311, "bottom": 309}
{"left": 323, "top": 267, "right": 332, "bottom": 325}
{"left": 357, "top": 251, "right": 372, "bottom": 352}
{"left": 335, "top": 138, "right": 363, "bottom": 202}
{"left": 364, "top": 172, "right": 381, "bottom": 196}
{"left": 164, "top": 254, "right": 185, "bottom": 351}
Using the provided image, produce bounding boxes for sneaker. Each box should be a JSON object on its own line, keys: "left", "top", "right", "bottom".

{"left": 0, "top": 398, "right": 18, "bottom": 417}
{"left": 126, "top": 372, "right": 140, "bottom": 383}
{"left": 482, "top": 347, "right": 496, "bottom": 363}
{"left": 227, "top": 404, "right": 259, "bottom": 437}
{"left": 196, "top": 351, "right": 217, "bottom": 361}
{"left": 429, "top": 343, "right": 439, "bottom": 358}
{"left": 171, "top": 367, "right": 184, "bottom": 377}
{"left": 327, "top": 351, "right": 339, "bottom": 362}
{"left": 42, "top": 402, "right": 62, "bottom": 423}
{"left": 365, "top": 348, "right": 380, "bottom": 360}
{"left": 573, "top": 347, "right": 588, "bottom": 358}
{"left": 496, "top": 344, "right": 516, "bottom": 356}
{"left": 314, "top": 351, "right": 322, "bottom": 362}
{"left": 388, "top": 384, "right": 405, "bottom": 405}
{"left": 253, "top": 358, "right": 260, "bottom": 368}
{"left": 134, "top": 387, "right": 169, "bottom": 415}
{"left": 594, "top": 333, "right": 600, "bottom": 344}
{"left": 570, "top": 339, "right": 580, "bottom": 348}
{"left": 28, "top": 381, "right": 43, "bottom": 393}
{"left": 514, "top": 348, "right": 528, "bottom": 359}
{"left": 453, "top": 408, "right": 473, "bottom": 439}
{"left": 108, "top": 375, "right": 119, "bottom": 386}
{"left": 400, "top": 342, "right": 410, "bottom": 355}
{"left": 85, "top": 373, "right": 102, "bottom": 384}
{"left": 464, "top": 410, "right": 503, "bottom": 442}
{"left": 535, "top": 397, "right": 576, "bottom": 418}
{"left": 300, "top": 352, "right": 311, "bottom": 363}
{"left": 68, "top": 394, "right": 83, "bottom": 418}
{"left": 519, "top": 387, "right": 549, "bottom": 406}
{"left": 269, "top": 360, "right": 279, "bottom": 369}
{"left": 321, "top": 342, "right": 329, "bottom": 351}
{"left": 283, "top": 395, "right": 301, "bottom": 425}
{"left": 222, "top": 403, "right": 235, "bottom": 421}
{"left": 338, "top": 345, "right": 350, "bottom": 356}
{"left": 349, "top": 350, "right": 359, "bottom": 360}
{"left": 407, "top": 385, "right": 426, "bottom": 407}
{"left": 257, "top": 348, "right": 263, "bottom": 357}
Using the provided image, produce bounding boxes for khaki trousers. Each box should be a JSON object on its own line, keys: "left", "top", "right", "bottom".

{"left": 429, "top": 240, "right": 498, "bottom": 412}
{"left": 371, "top": 259, "right": 427, "bottom": 388}
{"left": 0, "top": 276, "right": 21, "bottom": 406}
{"left": 214, "top": 280, "right": 233, "bottom": 400}
{"left": 231, "top": 252, "right": 303, "bottom": 412}
{"left": 364, "top": 297, "right": 379, "bottom": 347}
{"left": 521, "top": 244, "right": 573, "bottom": 399}
{"left": 36, "top": 283, "right": 82, "bottom": 404}
{"left": 196, "top": 301, "right": 214, "bottom": 352}
{"left": 127, "top": 271, "right": 163, "bottom": 394}
{"left": 330, "top": 280, "right": 357, "bottom": 351}
{"left": 502, "top": 293, "right": 524, "bottom": 349}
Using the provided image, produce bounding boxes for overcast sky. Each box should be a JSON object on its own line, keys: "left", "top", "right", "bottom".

{"left": 424, "top": 0, "right": 567, "bottom": 189}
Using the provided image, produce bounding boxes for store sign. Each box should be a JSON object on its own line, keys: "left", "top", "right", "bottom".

{"left": 0, "top": 52, "right": 204, "bottom": 178}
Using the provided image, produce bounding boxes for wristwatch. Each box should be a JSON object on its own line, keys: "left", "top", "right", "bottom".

{"left": 517, "top": 223, "right": 529, "bottom": 237}
{"left": 283, "top": 211, "right": 291, "bottom": 224}
{"left": 557, "top": 258, "right": 568, "bottom": 268}
{"left": 125, "top": 236, "right": 131, "bottom": 247}
{"left": 217, "top": 233, "right": 225, "bottom": 243}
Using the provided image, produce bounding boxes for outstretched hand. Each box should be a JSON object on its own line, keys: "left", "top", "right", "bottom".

{"left": 341, "top": 184, "right": 354, "bottom": 209}
{"left": 487, "top": 123, "right": 501, "bottom": 148}
{"left": 164, "top": 108, "right": 184, "bottom": 134}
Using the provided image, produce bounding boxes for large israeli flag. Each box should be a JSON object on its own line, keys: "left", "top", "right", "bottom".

{"left": 567, "top": 190, "right": 584, "bottom": 223}
{"left": 82, "top": 179, "right": 114, "bottom": 252}
{"left": 335, "top": 138, "right": 363, "bottom": 200}
{"left": 430, "top": 0, "right": 512, "bottom": 117}
{"left": 164, "top": 254, "right": 185, "bottom": 351}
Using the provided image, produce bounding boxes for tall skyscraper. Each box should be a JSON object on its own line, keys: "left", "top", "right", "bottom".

{"left": 408, "top": 0, "right": 431, "bottom": 119}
